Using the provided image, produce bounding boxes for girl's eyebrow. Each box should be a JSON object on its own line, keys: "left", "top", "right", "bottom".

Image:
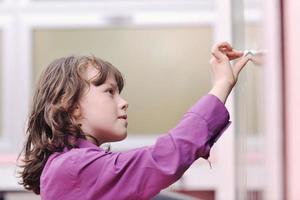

{"left": 106, "top": 82, "right": 118, "bottom": 89}
{"left": 106, "top": 82, "right": 120, "bottom": 93}
{"left": 106, "top": 83, "right": 119, "bottom": 92}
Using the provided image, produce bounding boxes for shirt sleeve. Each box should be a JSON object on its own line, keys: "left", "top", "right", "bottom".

{"left": 74, "top": 94, "right": 231, "bottom": 200}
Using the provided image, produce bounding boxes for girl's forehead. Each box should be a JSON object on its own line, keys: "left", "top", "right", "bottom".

{"left": 103, "top": 74, "right": 117, "bottom": 86}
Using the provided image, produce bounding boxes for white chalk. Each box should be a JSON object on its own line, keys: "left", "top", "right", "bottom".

{"left": 243, "top": 49, "right": 267, "bottom": 57}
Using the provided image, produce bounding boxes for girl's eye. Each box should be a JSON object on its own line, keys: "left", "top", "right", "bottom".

{"left": 106, "top": 88, "right": 114, "bottom": 95}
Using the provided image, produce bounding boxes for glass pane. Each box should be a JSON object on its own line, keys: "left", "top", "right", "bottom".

{"left": 233, "top": 0, "right": 268, "bottom": 199}
{"left": 32, "top": 27, "right": 213, "bottom": 135}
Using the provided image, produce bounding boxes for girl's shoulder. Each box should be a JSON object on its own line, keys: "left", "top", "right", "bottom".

{"left": 50, "top": 139, "right": 110, "bottom": 166}
{"left": 41, "top": 140, "right": 112, "bottom": 181}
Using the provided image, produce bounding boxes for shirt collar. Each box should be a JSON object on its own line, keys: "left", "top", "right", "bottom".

{"left": 77, "top": 138, "right": 100, "bottom": 148}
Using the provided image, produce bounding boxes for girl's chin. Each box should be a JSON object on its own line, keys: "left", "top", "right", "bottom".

{"left": 116, "top": 133, "right": 127, "bottom": 141}
{"left": 107, "top": 132, "right": 127, "bottom": 142}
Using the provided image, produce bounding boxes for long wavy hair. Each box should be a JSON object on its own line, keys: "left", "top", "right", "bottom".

{"left": 18, "top": 55, "right": 124, "bottom": 194}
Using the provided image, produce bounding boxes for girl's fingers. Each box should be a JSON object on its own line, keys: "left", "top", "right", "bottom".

{"left": 220, "top": 45, "right": 233, "bottom": 52}
{"left": 226, "top": 51, "right": 243, "bottom": 60}
{"left": 218, "top": 41, "right": 233, "bottom": 50}
{"left": 211, "top": 42, "right": 232, "bottom": 61}
{"left": 232, "top": 55, "right": 251, "bottom": 78}
{"left": 211, "top": 41, "right": 245, "bottom": 62}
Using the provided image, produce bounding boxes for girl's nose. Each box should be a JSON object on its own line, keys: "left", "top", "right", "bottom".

{"left": 120, "top": 98, "right": 129, "bottom": 110}
{"left": 122, "top": 102, "right": 129, "bottom": 111}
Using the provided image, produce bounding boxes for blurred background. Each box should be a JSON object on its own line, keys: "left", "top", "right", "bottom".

{"left": 0, "top": 0, "right": 299, "bottom": 199}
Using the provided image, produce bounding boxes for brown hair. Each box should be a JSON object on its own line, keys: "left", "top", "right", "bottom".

{"left": 18, "top": 55, "right": 124, "bottom": 194}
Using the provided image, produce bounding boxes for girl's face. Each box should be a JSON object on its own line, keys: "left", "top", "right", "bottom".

{"left": 76, "top": 66, "right": 129, "bottom": 145}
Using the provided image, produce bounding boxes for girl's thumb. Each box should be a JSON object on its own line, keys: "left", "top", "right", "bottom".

{"left": 211, "top": 42, "right": 228, "bottom": 61}
{"left": 233, "top": 55, "right": 251, "bottom": 78}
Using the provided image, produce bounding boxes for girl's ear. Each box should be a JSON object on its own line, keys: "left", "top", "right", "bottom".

{"left": 72, "top": 105, "right": 81, "bottom": 119}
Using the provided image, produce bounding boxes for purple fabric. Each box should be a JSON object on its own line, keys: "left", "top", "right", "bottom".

{"left": 40, "top": 94, "right": 231, "bottom": 200}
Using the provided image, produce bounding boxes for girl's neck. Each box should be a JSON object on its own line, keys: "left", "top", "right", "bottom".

{"left": 83, "top": 133, "right": 100, "bottom": 146}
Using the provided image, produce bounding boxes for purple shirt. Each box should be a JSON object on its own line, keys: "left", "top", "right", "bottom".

{"left": 40, "top": 94, "right": 231, "bottom": 200}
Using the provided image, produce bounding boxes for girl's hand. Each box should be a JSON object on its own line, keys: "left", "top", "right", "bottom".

{"left": 208, "top": 41, "right": 252, "bottom": 103}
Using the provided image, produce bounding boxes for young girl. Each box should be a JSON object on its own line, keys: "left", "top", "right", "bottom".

{"left": 19, "top": 42, "right": 251, "bottom": 200}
